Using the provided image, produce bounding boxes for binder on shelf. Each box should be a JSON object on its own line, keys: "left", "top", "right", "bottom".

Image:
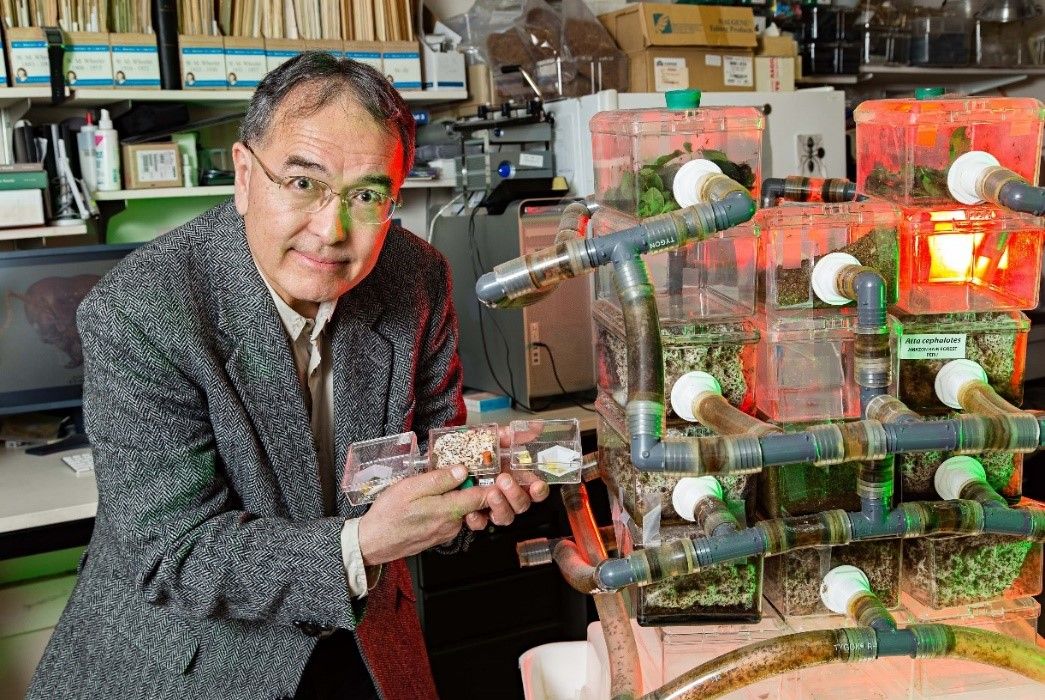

{"left": 308, "top": 39, "right": 344, "bottom": 59}
{"left": 0, "top": 37, "right": 8, "bottom": 86}
{"left": 223, "top": 36, "right": 266, "bottom": 90}
{"left": 179, "top": 35, "right": 227, "bottom": 89}
{"left": 110, "top": 33, "right": 162, "bottom": 89}
{"left": 63, "top": 32, "right": 114, "bottom": 88}
{"left": 382, "top": 41, "right": 421, "bottom": 90}
{"left": 264, "top": 38, "right": 303, "bottom": 73}
{"left": 6, "top": 27, "right": 50, "bottom": 86}
{"left": 344, "top": 41, "right": 383, "bottom": 73}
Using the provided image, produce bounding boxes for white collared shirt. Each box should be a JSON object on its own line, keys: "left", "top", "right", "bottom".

{"left": 260, "top": 274, "right": 371, "bottom": 599}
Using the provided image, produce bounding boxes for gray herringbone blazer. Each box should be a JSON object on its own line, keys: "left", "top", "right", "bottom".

{"left": 28, "top": 200, "right": 464, "bottom": 699}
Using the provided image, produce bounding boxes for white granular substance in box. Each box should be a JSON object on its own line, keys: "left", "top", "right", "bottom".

{"left": 432, "top": 429, "right": 497, "bottom": 470}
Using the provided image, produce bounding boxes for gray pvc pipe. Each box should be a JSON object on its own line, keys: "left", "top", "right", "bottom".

{"left": 999, "top": 180, "right": 1045, "bottom": 216}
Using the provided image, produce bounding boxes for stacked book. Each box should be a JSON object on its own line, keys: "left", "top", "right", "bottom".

{"left": 0, "top": 164, "right": 48, "bottom": 228}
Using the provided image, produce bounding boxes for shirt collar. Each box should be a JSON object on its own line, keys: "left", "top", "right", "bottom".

{"left": 255, "top": 263, "right": 337, "bottom": 342}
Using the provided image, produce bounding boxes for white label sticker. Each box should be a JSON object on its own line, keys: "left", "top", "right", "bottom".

{"left": 653, "top": 56, "right": 688, "bottom": 92}
{"left": 518, "top": 153, "right": 544, "bottom": 168}
{"left": 899, "top": 334, "right": 968, "bottom": 360}
{"left": 705, "top": 54, "right": 722, "bottom": 67}
{"left": 136, "top": 149, "right": 179, "bottom": 182}
{"left": 724, "top": 55, "right": 753, "bottom": 87}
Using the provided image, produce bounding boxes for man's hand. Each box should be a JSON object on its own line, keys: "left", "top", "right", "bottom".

{"left": 462, "top": 422, "right": 551, "bottom": 531}
{"left": 357, "top": 466, "right": 490, "bottom": 566}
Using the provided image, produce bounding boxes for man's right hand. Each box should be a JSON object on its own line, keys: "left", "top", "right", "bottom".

{"left": 357, "top": 466, "right": 487, "bottom": 566}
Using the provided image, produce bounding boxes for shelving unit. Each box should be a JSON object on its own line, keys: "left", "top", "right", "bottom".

{"left": 799, "top": 65, "right": 1045, "bottom": 94}
{"left": 93, "top": 186, "right": 234, "bottom": 200}
{"left": 0, "top": 223, "right": 88, "bottom": 241}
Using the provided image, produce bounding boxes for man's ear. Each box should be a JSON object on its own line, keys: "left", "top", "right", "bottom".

{"left": 231, "top": 142, "right": 252, "bottom": 215}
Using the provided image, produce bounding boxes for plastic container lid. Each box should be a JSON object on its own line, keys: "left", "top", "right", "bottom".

{"left": 915, "top": 87, "right": 945, "bottom": 99}
{"left": 665, "top": 89, "right": 702, "bottom": 110}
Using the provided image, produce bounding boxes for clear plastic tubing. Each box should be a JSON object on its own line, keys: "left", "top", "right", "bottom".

{"left": 691, "top": 393, "right": 780, "bottom": 438}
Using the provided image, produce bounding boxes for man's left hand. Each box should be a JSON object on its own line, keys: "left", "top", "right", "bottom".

{"left": 463, "top": 423, "right": 551, "bottom": 531}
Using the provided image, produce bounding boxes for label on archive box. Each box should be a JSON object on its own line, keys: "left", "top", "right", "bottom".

{"left": 10, "top": 40, "right": 50, "bottom": 84}
{"left": 898, "top": 334, "right": 967, "bottom": 360}
{"left": 65, "top": 41, "right": 113, "bottom": 87}
{"left": 111, "top": 44, "right": 161, "bottom": 87}
{"left": 724, "top": 55, "right": 753, "bottom": 87}
{"left": 383, "top": 50, "right": 421, "bottom": 89}
{"left": 182, "top": 46, "right": 227, "bottom": 88}
{"left": 224, "top": 48, "right": 267, "bottom": 88}
{"left": 654, "top": 56, "right": 688, "bottom": 92}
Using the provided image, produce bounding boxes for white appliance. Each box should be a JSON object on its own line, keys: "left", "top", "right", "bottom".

{"left": 546, "top": 88, "right": 848, "bottom": 198}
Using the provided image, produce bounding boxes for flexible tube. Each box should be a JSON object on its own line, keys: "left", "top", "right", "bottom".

{"left": 691, "top": 393, "right": 781, "bottom": 437}
{"left": 562, "top": 485, "right": 642, "bottom": 700}
{"left": 551, "top": 539, "right": 598, "bottom": 593}
{"left": 835, "top": 265, "right": 890, "bottom": 413}
{"left": 760, "top": 176, "right": 862, "bottom": 208}
{"left": 957, "top": 381, "right": 1024, "bottom": 416}
{"left": 642, "top": 621, "right": 1045, "bottom": 699}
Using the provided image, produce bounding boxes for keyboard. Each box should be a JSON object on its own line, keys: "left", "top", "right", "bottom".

{"left": 61, "top": 451, "right": 95, "bottom": 474}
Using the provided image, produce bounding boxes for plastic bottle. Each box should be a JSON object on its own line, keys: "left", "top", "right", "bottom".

{"left": 93, "top": 109, "right": 121, "bottom": 191}
{"left": 77, "top": 112, "right": 97, "bottom": 192}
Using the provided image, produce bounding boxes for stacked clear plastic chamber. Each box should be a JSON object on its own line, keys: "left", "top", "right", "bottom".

{"left": 587, "top": 91, "right": 1045, "bottom": 636}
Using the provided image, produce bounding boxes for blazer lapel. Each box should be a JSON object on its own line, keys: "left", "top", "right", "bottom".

{"left": 206, "top": 210, "right": 323, "bottom": 519}
{"left": 331, "top": 279, "right": 393, "bottom": 515}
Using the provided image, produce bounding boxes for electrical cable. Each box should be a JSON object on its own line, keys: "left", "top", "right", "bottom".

{"left": 531, "top": 342, "right": 596, "bottom": 412}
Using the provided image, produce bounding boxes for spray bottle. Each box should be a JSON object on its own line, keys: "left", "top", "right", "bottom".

{"left": 77, "top": 112, "right": 98, "bottom": 192}
{"left": 94, "top": 108, "right": 121, "bottom": 191}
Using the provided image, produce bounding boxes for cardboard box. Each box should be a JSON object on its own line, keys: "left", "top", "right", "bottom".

{"left": 122, "top": 143, "right": 182, "bottom": 189}
{"left": 110, "top": 32, "right": 161, "bottom": 88}
{"left": 180, "top": 34, "right": 227, "bottom": 88}
{"left": 6, "top": 27, "right": 50, "bottom": 85}
{"left": 264, "top": 38, "right": 302, "bottom": 72}
{"left": 344, "top": 41, "right": 383, "bottom": 72}
{"left": 63, "top": 32, "right": 113, "bottom": 88}
{"left": 223, "top": 36, "right": 266, "bottom": 89}
{"left": 382, "top": 41, "right": 422, "bottom": 90}
{"left": 628, "top": 47, "right": 754, "bottom": 93}
{"left": 757, "top": 34, "right": 799, "bottom": 58}
{"left": 599, "top": 3, "right": 757, "bottom": 52}
{"left": 0, "top": 190, "right": 45, "bottom": 227}
{"left": 754, "top": 55, "right": 795, "bottom": 91}
{"left": 0, "top": 42, "right": 8, "bottom": 86}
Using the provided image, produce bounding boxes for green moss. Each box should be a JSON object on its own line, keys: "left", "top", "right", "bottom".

{"left": 642, "top": 560, "right": 761, "bottom": 619}
{"left": 904, "top": 535, "right": 1035, "bottom": 608}
{"left": 899, "top": 431, "right": 1020, "bottom": 501}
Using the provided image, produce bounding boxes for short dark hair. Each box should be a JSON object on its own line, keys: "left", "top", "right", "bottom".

{"left": 240, "top": 51, "right": 415, "bottom": 173}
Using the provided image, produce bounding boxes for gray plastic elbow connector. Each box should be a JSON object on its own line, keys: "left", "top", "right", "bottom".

{"left": 719, "top": 190, "right": 757, "bottom": 227}
{"left": 998, "top": 180, "right": 1045, "bottom": 216}
{"left": 761, "top": 178, "right": 785, "bottom": 208}
{"left": 629, "top": 435, "right": 667, "bottom": 472}
{"left": 854, "top": 270, "right": 887, "bottom": 329}
{"left": 475, "top": 272, "right": 508, "bottom": 307}
{"left": 593, "top": 558, "right": 634, "bottom": 591}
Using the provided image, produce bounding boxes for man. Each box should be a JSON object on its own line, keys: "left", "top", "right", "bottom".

{"left": 28, "top": 53, "right": 546, "bottom": 699}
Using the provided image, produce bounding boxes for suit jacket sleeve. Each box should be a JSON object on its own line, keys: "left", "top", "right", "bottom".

{"left": 77, "top": 296, "right": 360, "bottom": 631}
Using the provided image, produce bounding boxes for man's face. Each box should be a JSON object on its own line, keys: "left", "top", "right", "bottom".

{"left": 232, "top": 92, "right": 406, "bottom": 318}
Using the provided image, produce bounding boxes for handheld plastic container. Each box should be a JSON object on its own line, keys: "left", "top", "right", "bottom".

{"left": 901, "top": 501, "right": 1044, "bottom": 609}
{"left": 754, "top": 314, "right": 889, "bottom": 423}
{"left": 428, "top": 424, "right": 500, "bottom": 482}
{"left": 896, "top": 206, "right": 1043, "bottom": 314}
{"left": 615, "top": 506, "right": 763, "bottom": 626}
{"left": 594, "top": 300, "right": 758, "bottom": 421}
{"left": 592, "top": 207, "right": 759, "bottom": 323}
{"left": 341, "top": 431, "right": 424, "bottom": 505}
{"left": 756, "top": 200, "right": 900, "bottom": 316}
{"left": 508, "top": 418, "right": 582, "bottom": 485}
{"left": 590, "top": 106, "right": 763, "bottom": 216}
{"left": 890, "top": 310, "right": 1029, "bottom": 415}
{"left": 762, "top": 540, "right": 902, "bottom": 617}
{"left": 595, "top": 405, "right": 755, "bottom": 539}
{"left": 854, "top": 96, "right": 1044, "bottom": 207}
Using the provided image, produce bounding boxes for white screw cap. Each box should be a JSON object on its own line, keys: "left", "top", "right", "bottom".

{"left": 948, "top": 151, "right": 1000, "bottom": 205}
{"left": 672, "top": 159, "right": 723, "bottom": 208}
{"left": 820, "top": 565, "right": 872, "bottom": 615}
{"left": 811, "top": 252, "right": 860, "bottom": 306}
{"left": 934, "top": 359, "right": 988, "bottom": 410}
{"left": 934, "top": 456, "right": 987, "bottom": 500}
{"left": 671, "top": 476, "right": 724, "bottom": 522}
{"left": 670, "top": 371, "right": 723, "bottom": 423}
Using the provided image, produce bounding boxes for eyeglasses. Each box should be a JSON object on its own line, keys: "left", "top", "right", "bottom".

{"left": 244, "top": 144, "right": 399, "bottom": 224}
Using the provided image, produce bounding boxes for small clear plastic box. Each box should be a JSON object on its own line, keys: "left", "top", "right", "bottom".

{"left": 509, "top": 418, "right": 582, "bottom": 484}
{"left": 428, "top": 424, "right": 500, "bottom": 481}
{"left": 341, "top": 431, "right": 423, "bottom": 506}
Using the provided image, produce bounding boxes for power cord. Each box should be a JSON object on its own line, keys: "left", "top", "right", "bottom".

{"left": 530, "top": 341, "right": 597, "bottom": 413}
